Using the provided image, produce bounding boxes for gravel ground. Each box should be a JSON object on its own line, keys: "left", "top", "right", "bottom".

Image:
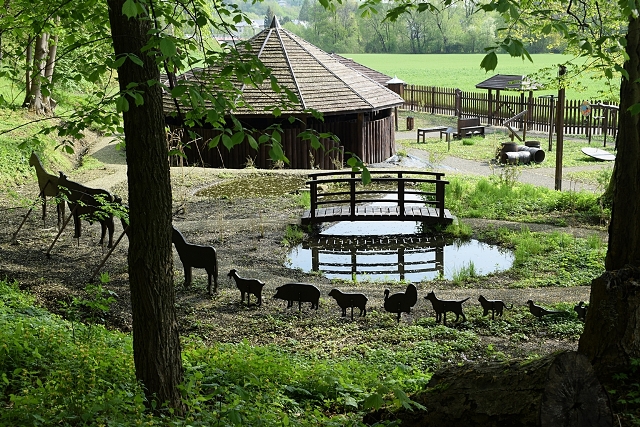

{"left": 0, "top": 135, "right": 599, "bottom": 358}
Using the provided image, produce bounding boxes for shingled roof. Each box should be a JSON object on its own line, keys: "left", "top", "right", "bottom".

{"left": 327, "top": 53, "right": 394, "bottom": 86}
{"left": 475, "top": 74, "right": 542, "bottom": 91}
{"left": 164, "top": 17, "right": 403, "bottom": 117}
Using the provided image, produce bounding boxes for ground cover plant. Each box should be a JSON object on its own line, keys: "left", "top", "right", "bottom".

{"left": 345, "top": 53, "right": 617, "bottom": 101}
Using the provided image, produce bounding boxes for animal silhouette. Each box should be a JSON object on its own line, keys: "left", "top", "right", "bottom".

{"left": 273, "top": 283, "right": 320, "bottom": 311}
{"left": 227, "top": 269, "right": 265, "bottom": 306}
{"left": 383, "top": 284, "right": 418, "bottom": 322}
{"left": 172, "top": 227, "right": 218, "bottom": 295}
{"left": 57, "top": 172, "right": 116, "bottom": 247}
{"left": 29, "top": 152, "right": 65, "bottom": 227}
{"left": 478, "top": 295, "right": 512, "bottom": 320}
{"left": 527, "top": 300, "right": 562, "bottom": 318}
{"left": 574, "top": 301, "right": 588, "bottom": 321}
{"left": 328, "top": 289, "right": 368, "bottom": 319}
{"left": 425, "top": 291, "right": 469, "bottom": 325}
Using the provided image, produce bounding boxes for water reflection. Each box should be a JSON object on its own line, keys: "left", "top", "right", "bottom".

{"left": 286, "top": 221, "right": 514, "bottom": 282}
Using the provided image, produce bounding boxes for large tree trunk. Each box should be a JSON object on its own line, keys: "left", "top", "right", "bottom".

{"left": 578, "top": 267, "right": 640, "bottom": 378}
{"left": 605, "top": 15, "right": 640, "bottom": 270}
{"left": 107, "top": 0, "right": 184, "bottom": 412}
{"left": 364, "top": 351, "right": 612, "bottom": 427}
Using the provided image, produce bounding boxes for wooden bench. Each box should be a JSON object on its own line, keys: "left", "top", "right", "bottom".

{"left": 416, "top": 126, "right": 448, "bottom": 143}
{"left": 455, "top": 117, "right": 485, "bottom": 139}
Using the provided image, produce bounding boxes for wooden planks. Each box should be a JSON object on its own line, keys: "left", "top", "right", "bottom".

{"left": 301, "top": 205, "right": 454, "bottom": 225}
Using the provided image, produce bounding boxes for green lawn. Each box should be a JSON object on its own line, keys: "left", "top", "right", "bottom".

{"left": 343, "top": 53, "right": 617, "bottom": 101}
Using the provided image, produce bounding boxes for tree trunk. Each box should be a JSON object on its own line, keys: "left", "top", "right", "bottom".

{"left": 107, "top": 0, "right": 184, "bottom": 412}
{"left": 364, "top": 351, "right": 612, "bottom": 427}
{"left": 42, "top": 33, "right": 58, "bottom": 112}
{"left": 605, "top": 15, "right": 640, "bottom": 270}
{"left": 578, "top": 267, "right": 640, "bottom": 378}
{"left": 23, "top": 37, "right": 33, "bottom": 106}
{"left": 23, "top": 33, "right": 48, "bottom": 112}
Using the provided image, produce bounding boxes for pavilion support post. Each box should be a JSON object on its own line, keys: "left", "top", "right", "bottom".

{"left": 555, "top": 66, "right": 566, "bottom": 191}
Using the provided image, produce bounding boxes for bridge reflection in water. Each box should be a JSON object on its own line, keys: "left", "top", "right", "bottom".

{"left": 286, "top": 222, "right": 513, "bottom": 282}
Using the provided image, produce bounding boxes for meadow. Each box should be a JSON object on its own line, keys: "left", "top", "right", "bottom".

{"left": 343, "top": 53, "right": 619, "bottom": 102}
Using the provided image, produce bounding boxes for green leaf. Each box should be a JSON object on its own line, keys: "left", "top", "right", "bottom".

{"left": 344, "top": 395, "right": 358, "bottom": 408}
{"left": 222, "top": 134, "right": 233, "bottom": 150}
{"left": 310, "top": 134, "right": 321, "bottom": 150}
{"left": 628, "top": 103, "right": 640, "bottom": 116}
{"left": 231, "top": 131, "right": 245, "bottom": 146}
{"left": 362, "top": 167, "right": 371, "bottom": 185}
{"left": 247, "top": 134, "right": 258, "bottom": 150}
{"left": 364, "top": 393, "right": 384, "bottom": 410}
{"left": 480, "top": 51, "right": 498, "bottom": 72}
{"left": 116, "top": 96, "right": 129, "bottom": 113}
{"left": 160, "top": 38, "right": 177, "bottom": 58}
{"left": 122, "top": 0, "right": 138, "bottom": 18}
{"left": 208, "top": 134, "right": 221, "bottom": 148}
{"left": 127, "top": 54, "right": 143, "bottom": 67}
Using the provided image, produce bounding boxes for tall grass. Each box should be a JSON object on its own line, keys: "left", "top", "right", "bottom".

{"left": 441, "top": 175, "right": 608, "bottom": 226}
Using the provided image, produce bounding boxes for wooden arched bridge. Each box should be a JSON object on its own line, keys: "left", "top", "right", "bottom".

{"left": 300, "top": 170, "right": 454, "bottom": 226}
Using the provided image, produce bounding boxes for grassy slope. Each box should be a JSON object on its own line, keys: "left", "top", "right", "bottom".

{"left": 343, "top": 53, "right": 618, "bottom": 101}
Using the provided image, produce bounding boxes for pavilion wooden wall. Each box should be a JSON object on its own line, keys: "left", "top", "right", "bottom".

{"left": 169, "top": 110, "right": 396, "bottom": 169}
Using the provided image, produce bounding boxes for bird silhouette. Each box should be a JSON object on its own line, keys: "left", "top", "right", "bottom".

{"left": 384, "top": 284, "right": 418, "bottom": 322}
{"left": 527, "top": 300, "right": 562, "bottom": 318}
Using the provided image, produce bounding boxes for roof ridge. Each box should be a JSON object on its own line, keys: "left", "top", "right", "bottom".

{"left": 283, "top": 30, "right": 374, "bottom": 109}
{"left": 275, "top": 29, "right": 307, "bottom": 110}
{"left": 238, "top": 29, "right": 272, "bottom": 95}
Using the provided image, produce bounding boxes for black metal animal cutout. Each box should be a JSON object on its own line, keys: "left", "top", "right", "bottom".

{"left": 526, "top": 300, "right": 562, "bottom": 318}
{"left": 57, "top": 172, "right": 116, "bottom": 247}
{"left": 172, "top": 227, "right": 218, "bottom": 295}
{"left": 574, "top": 301, "right": 588, "bottom": 322}
{"left": 227, "top": 269, "right": 265, "bottom": 306}
{"left": 478, "top": 295, "right": 512, "bottom": 320}
{"left": 273, "top": 283, "right": 320, "bottom": 311}
{"left": 425, "top": 291, "right": 469, "bottom": 325}
{"left": 383, "top": 284, "right": 418, "bottom": 322}
{"left": 328, "top": 289, "right": 368, "bottom": 319}
{"left": 29, "top": 151, "right": 65, "bottom": 227}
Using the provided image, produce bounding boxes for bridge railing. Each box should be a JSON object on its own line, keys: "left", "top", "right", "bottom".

{"left": 306, "top": 170, "right": 449, "bottom": 221}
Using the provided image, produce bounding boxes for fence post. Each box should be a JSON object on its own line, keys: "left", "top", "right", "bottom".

{"left": 435, "top": 175, "right": 445, "bottom": 219}
{"left": 309, "top": 176, "right": 318, "bottom": 220}
{"left": 350, "top": 172, "right": 356, "bottom": 219}
{"left": 398, "top": 172, "right": 404, "bottom": 218}
{"left": 431, "top": 86, "right": 436, "bottom": 114}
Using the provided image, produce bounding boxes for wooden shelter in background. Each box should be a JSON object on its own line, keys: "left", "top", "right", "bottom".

{"left": 163, "top": 17, "right": 404, "bottom": 170}
{"left": 475, "top": 74, "right": 541, "bottom": 127}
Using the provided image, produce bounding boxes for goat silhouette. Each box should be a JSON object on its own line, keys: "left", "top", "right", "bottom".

{"left": 172, "top": 227, "right": 218, "bottom": 295}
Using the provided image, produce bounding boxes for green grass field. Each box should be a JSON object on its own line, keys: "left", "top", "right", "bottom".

{"left": 343, "top": 53, "right": 618, "bottom": 102}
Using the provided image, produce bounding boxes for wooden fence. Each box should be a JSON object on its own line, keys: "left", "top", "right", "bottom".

{"left": 403, "top": 85, "right": 619, "bottom": 140}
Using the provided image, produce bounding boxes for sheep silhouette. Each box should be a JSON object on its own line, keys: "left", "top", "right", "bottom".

{"left": 328, "top": 288, "right": 368, "bottom": 319}
{"left": 383, "top": 284, "right": 418, "bottom": 322}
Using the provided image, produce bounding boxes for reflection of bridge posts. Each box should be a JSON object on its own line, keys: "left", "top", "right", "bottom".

{"left": 435, "top": 244, "right": 444, "bottom": 278}
{"left": 307, "top": 235, "right": 445, "bottom": 280}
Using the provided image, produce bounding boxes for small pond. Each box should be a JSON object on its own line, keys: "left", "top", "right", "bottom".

{"left": 286, "top": 221, "right": 514, "bottom": 282}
